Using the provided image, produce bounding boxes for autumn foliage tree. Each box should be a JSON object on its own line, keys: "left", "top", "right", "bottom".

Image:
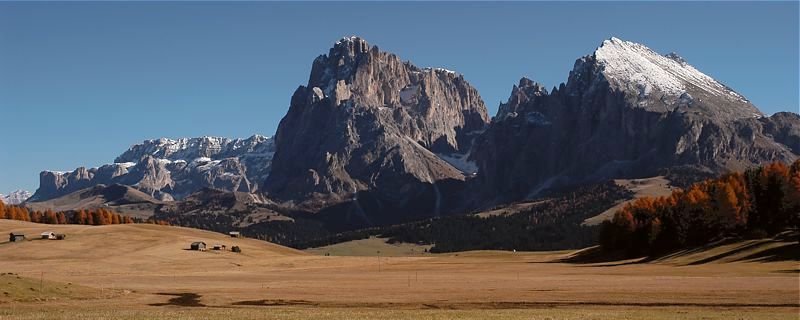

{"left": 785, "top": 161, "right": 800, "bottom": 223}
{"left": 1, "top": 204, "right": 138, "bottom": 226}
{"left": 600, "top": 160, "right": 800, "bottom": 256}
{"left": 72, "top": 210, "right": 87, "bottom": 225}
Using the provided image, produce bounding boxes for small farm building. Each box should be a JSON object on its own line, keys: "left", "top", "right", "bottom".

{"left": 9, "top": 233, "right": 25, "bottom": 242}
{"left": 190, "top": 242, "right": 207, "bottom": 251}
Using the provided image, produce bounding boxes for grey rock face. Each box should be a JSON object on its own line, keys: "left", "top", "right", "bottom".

{"left": 265, "top": 36, "right": 489, "bottom": 210}
{"left": 759, "top": 112, "right": 800, "bottom": 154}
{"left": 29, "top": 135, "right": 274, "bottom": 202}
{"left": 471, "top": 38, "right": 799, "bottom": 204}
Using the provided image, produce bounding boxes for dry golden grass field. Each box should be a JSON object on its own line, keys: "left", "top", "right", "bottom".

{"left": 305, "top": 236, "right": 432, "bottom": 256}
{"left": 0, "top": 219, "right": 797, "bottom": 319}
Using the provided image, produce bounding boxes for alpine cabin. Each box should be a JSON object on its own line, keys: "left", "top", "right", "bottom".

{"left": 190, "top": 242, "right": 207, "bottom": 251}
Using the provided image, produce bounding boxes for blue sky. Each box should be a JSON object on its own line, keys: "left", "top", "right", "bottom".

{"left": 0, "top": 1, "right": 798, "bottom": 194}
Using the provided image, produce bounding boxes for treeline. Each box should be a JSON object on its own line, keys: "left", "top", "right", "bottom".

{"left": 294, "top": 182, "right": 632, "bottom": 252}
{"left": 153, "top": 206, "right": 330, "bottom": 246}
{"left": 600, "top": 161, "right": 800, "bottom": 256}
{"left": 0, "top": 201, "right": 169, "bottom": 226}
{"left": 69, "top": 208, "right": 135, "bottom": 225}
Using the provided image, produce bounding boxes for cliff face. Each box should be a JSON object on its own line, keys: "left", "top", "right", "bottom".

{"left": 265, "top": 37, "right": 489, "bottom": 217}
{"left": 471, "top": 38, "right": 800, "bottom": 203}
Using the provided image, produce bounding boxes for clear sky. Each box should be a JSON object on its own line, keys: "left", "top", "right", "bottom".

{"left": 0, "top": 1, "right": 798, "bottom": 194}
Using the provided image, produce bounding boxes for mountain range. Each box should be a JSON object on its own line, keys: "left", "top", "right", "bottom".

{"left": 29, "top": 135, "right": 274, "bottom": 202}
{"left": 25, "top": 36, "right": 799, "bottom": 231}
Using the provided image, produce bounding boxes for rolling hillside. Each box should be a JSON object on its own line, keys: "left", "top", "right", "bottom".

{"left": 0, "top": 219, "right": 304, "bottom": 264}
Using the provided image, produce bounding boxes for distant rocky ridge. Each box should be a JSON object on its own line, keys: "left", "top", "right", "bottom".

{"left": 471, "top": 37, "right": 800, "bottom": 204}
{"left": 29, "top": 135, "right": 274, "bottom": 202}
{"left": 265, "top": 36, "right": 489, "bottom": 219}
{"left": 1, "top": 190, "right": 32, "bottom": 205}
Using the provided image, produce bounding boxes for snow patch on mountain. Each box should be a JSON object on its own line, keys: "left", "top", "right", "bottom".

{"left": 423, "top": 67, "right": 457, "bottom": 76}
{"left": 118, "top": 162, "right": 137, "bottom": 169}
{"left": 194, "top": 159, "right": 223, "bottom": 171}
{"left": 436, "top": 152, "right": 478, "bottom": 176}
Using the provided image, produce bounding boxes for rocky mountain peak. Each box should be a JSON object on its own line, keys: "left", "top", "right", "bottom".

{"left": 332, "top": 36, "right": 371, "bottom": 57}
{"left": 515, "top": 77, "right": 549, "bottom": 97}
{"left": 496, "top": 77, "right": 549, "bottom": 121}
{"left": 307, "top": 36, "right": 375, "bottom": 97}
{"left": 266, "top": 36, "right": 489, "bottom": 221}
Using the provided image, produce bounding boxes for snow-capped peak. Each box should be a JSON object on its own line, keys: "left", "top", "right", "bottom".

{"left": 1, "top": 190, "right": 32, "bottom": 205}
{"left": 594, "top": 37, "right": 753, "bottom": 109}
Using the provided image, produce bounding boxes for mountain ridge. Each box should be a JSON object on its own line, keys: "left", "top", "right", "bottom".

{"left": 30, "top": 134, "right": 274, "bottom": 202}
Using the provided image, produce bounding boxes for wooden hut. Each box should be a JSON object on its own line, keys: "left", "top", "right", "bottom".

{"left": 9, "top": 233, "right": 25, "bottom": 242}
{"left": 190, "top": 242, "right": 207, "bottom": 251}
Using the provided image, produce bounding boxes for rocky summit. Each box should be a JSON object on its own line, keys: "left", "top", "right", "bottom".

{"left": 471, "top": 37, "right": 800, "bottom": 204}
{"left": 265, "top": 36, "right": 489, "bottom": 219}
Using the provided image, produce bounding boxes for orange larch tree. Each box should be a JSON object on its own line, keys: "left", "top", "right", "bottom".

{"left": 56, "top": 212, "right": 67, "bottom": 224}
